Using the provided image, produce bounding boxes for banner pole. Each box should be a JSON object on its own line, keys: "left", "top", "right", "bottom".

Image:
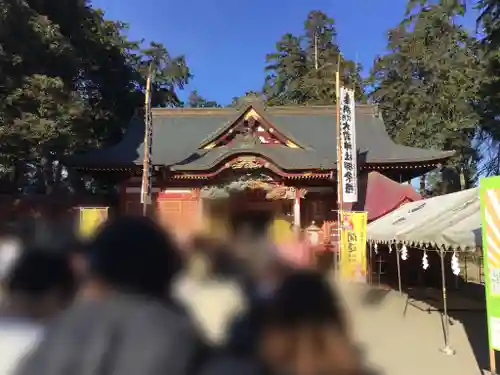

{"left": 335, "top": 56, "right": 343, "bottom": 274}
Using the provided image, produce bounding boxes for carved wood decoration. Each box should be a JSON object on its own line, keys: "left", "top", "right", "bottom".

{"left": 230, "top": 156, "right": 262, "bottom": 170}
{"left": 266, "top": 186, "right": 308, "bottom": 200}
{"left": 222, "top": 117, "right": 282, "bottom": 147}
{"left": 200, "top": 107, "right": 303, "bottom": 150}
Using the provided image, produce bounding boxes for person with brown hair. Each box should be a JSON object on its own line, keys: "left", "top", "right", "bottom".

{"left": 257, "top": 271, "right": 360, "bottom": 375}
{"left": 200, "top": 270, "right": 364, "bottom": 375}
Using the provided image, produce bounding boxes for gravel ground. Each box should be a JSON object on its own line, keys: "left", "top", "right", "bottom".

{"left": 336, "top": 282, "right": 489, "bottom": 375}
{"left": 175, "top": 275, "right": 491, "bottom": 375}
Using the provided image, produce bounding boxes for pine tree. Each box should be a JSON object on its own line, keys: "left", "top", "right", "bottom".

{"left": 263, "top": 33, "right": 307, "bottom": 105}
{"left": 263, "top": 10, "right": 364, "bottom": 106}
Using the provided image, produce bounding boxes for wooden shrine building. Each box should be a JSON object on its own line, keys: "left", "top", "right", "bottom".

{"left": 67, "top": 98, "right": 453, "bottom": 244}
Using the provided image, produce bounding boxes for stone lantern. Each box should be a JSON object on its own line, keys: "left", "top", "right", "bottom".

{"left": 305, "top": 221, "right": 326, "bottom": 269}
{"left": 306, "top": 221, "right": 322, "bottom": 246}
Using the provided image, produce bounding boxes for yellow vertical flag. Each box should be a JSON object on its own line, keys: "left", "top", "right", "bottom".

{"left": 340, "top": 211, "right": 368, "bottom": 282}
{"left": 79, "top": 207, "right": 108, "bottom": 239}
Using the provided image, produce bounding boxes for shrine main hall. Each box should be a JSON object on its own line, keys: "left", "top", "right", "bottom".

{"left": 68, "top": 98, "right": 453, "bottom": 242}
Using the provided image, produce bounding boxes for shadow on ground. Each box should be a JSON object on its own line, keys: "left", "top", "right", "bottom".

{"left": 368, "top": 244, "right": 490, "bottom": 373}
{"left": 393, "top": 282, "right": 490, "bottom": 373}
{"left": 361, "top": 287, "right": 391, "bottom": 306}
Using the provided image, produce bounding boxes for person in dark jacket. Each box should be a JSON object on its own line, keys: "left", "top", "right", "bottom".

{"left": 15, "top": 215, "right": 202, "bottom": 375}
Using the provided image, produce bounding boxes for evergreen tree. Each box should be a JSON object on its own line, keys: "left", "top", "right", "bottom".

{"left": 477, "top": 0, "right": 500, "bottom": 175}
{"left": 263, "top": 34, "right": 307, "bottom": 105}
{"left": 187, "top": 90, "right": 221, "bottom": 108}
{"left": 369, "top": 0, "right": 483, "bottom": 190}
{"left": 263, "top": 10, "right": 364, "bottom": 106}
{"left": 0, "top": 0, "right": 191, "bottom": 193}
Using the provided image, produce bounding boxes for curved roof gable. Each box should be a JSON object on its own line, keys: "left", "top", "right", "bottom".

{"left": 65, "top": 104, "right": 454, "bottom": 175}
{"left": 198, "top": 103, "right": 305, "bottom": 150}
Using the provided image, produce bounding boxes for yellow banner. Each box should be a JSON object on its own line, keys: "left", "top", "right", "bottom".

{"left": 340, "top": 211, "right": 368, "bottom": 282}
{"left": 79, "top": 207, "right": 108, "bottom": 239}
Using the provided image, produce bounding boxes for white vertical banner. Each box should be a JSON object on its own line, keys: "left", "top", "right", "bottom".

{"left": 141, "top": 68, "right": 153, "bottom": 205}
{"left": 340, "top": 87, "right": 358, "bottom": 203}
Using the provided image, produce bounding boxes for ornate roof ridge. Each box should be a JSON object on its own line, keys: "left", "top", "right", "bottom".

{"left": 151, "top": 104, "right": 380, "bottom": 117}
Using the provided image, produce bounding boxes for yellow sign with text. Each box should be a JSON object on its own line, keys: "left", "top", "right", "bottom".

{"left": 78, "top": 207, "right": 108, "bottom": 239}
{"left": 340, "top": 211, "right": 368, "bottom": 282}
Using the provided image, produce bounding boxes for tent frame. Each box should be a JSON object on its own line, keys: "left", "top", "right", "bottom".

{"left": 368, "top": 239, "right": 482, "bottom": 356}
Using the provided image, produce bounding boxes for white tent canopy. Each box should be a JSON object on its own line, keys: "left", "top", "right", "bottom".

{"left": 367, "top": 187, "right": 481, "bottom": 251}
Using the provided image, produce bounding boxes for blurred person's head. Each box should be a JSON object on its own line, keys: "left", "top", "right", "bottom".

{"left": 67, "top": 240, "right": 88, "bottom": 283}
{"left": 256, "top": 270, "right": 359, "bottom": 375}
{"left": 243, "top": 241, "right": 290, "bottom": 302}
{"left": 186, "top": 251, "right": 211, "bottom": 281}
{"left": 83, "top": 215, "right": 182, "bottom": 300}
{"left": 188, "top": 235, "right": 240, "bottom": 279}
{"left": 4, "top": 249, "right": 76, "bottom": 321}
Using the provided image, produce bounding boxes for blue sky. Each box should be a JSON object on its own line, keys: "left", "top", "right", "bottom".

{"left": 91, "top": 0, "right": 478, "bottom": 106}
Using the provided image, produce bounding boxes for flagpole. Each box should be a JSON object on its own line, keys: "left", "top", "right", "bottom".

{"left": 335, "top": 55, "right": 344, "bottom": 273}
{"left": 141, "top": 63, "right": 153, "bottom": 217}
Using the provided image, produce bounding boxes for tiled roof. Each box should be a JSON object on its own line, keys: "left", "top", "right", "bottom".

{"left": 66, "top": 104, "right": 454, "bottom": 171}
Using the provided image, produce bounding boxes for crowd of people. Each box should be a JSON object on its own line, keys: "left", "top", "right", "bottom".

{"left": 0, "top": 215, "right": 367, "bottom": 375}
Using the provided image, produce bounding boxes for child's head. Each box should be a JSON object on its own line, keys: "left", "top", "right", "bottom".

{"left": 257, "top": 271, "right": 359, "bottom": 375}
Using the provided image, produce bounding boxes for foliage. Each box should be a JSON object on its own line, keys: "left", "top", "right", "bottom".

{"left": 229, "top": 91, "right": 263, "bottom": 108}
{"left": 139, "top": 42, "right": 191, "bottom": 108}
{"left": 187, "top": 90, "right": 221, "bottom": 108}
{"left": 476, "top": 0, "right": 500, "bottom": 176}
{"left": 369, "top": 0, "right": 484, "bottom": 190}
{"left": 263, "top": 10, "right": 364, "bottom": 106}
{"left": 0, "top": 0, "right": 190, "bottom": 194}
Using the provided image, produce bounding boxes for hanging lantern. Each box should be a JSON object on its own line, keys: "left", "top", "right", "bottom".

{"left": 374, "top": 243, "right": 378, "bottom": 254}
{"left": 422, "top": 251, "right": 429, "bottom": 270}
{"left": 451, "top": 251, "right": 460, "bottom": 276}
{"left": 401, "top": 244, "right": 408, "bottom": 260}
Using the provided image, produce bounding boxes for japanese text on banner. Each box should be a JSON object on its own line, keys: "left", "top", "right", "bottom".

{"left": 340, "top": 211, "right": 367, "bottom": 282}
{"left": 340, "top": 87, "right": 357, "bottom": 203}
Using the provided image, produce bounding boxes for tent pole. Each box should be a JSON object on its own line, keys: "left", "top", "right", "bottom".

{"left": 368, "top": 242, "right": 372, "bottom": 285}
{"left": 395, "top": 244, "right": 402, "bottom": 295}
{"left": 378, "top": 253, "right": 382, "bottom": 286}
{"left": 439, "top": 248, "right": 455, "bottom": 355}
{"left": 464, "top": 255, "right": 468, "bottom": 283}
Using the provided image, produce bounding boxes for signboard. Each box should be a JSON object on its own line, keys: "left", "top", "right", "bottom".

{"left": 340, "top": 211, "right": 367, "bottom": 282}
{"left": 480, "top": 176, "right": 500, "bottom": 353}
{"left": 78, "top": 207, "right": 108, "bottom": 239}
{"left": 339, "top": 87, "right": 358, "bottom": 203}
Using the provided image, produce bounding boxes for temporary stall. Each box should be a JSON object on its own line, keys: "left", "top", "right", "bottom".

{"left": 367, "top": 187, "right": 480, "bottom": 250}
{"left": 399, "top": 191, "right": 480, "bottom": 250}
{"left": 366, "top": 187, "right": 481, "bottom": 356}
